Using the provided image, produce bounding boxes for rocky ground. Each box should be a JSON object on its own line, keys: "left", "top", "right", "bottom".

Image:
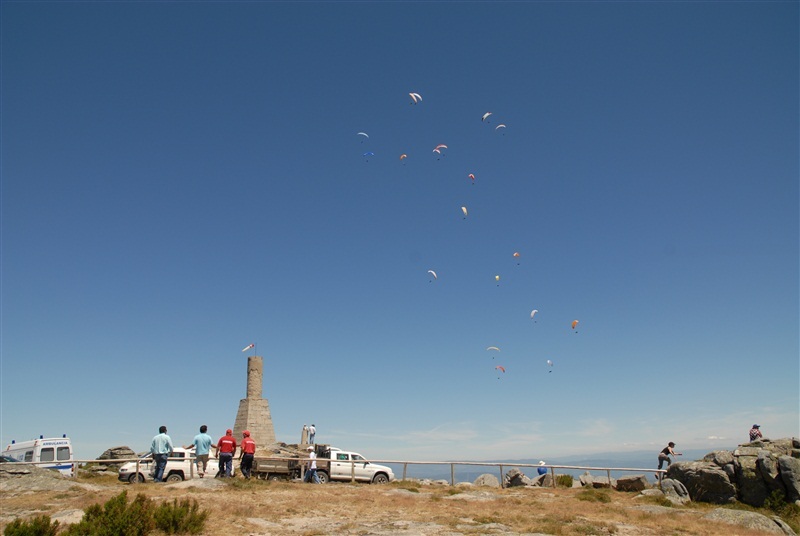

{"left": 1, "top": 463, "right": 797, "bottom": 535}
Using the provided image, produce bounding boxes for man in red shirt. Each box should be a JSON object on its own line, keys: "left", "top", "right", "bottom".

{"left": 215, "top": 429, "right": 237, "bottom": 478}
{"left": 239, "top": 430, "right": 257, "bottom": 479}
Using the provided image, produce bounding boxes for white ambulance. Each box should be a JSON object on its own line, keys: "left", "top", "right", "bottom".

{"left": 4, "top": 435, "right": 74, "bottom": 477}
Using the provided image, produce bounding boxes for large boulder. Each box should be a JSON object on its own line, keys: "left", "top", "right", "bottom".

{"left": 473, "top": 473, "right": 500, "bottom": 488}
{"left": 616, "top": 474, "right": 648, "bottom": 492}
{"left": 778, "top": 455, "right": 800, "bottom": 503}
{"left": 667, "top": 461, "right": 736, "bottom": 503}
{"left": 96, "top": 446, "right": 137, "bottom": 470}
{"left": 504, "top": 468, "right": 532, "bottom": 487}
{"left": 660, "top": 478, "right": 691, "bottom": 505}
{"left": 736, "top": 445, "right": 771, "bottom": 506}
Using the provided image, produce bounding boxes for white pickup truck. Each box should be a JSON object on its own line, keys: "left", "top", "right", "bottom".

{"left": 320, "top": 449, "right": 395, "bottom": 484}
{"left": 117, "top": 447, "right": 220, "bottom": 483}
{"left": 253, "top": 445, "right": 395, "bottom": 484}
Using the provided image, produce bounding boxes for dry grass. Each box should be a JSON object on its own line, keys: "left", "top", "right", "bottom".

{"left": 0, "top": 475, "right": 791, "bottom": 535}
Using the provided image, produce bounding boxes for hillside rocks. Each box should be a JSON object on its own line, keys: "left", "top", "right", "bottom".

{"left": 670, "top": 437, "right": 800, "bottom": 507}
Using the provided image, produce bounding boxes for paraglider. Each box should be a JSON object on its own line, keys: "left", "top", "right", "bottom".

{"left": 486, "top": 346, "right": 500, "bottom": 353}
{"left": 363, "top": 151, "right": 374, "bottom": 162}
{"left": 461, "top": 206, "right": 468, "bottom": 219}
{"left": 468, "top": 173, "right": 475, "bottom": 184}
{"left": 482, "top": 112, "right": 492, "bottom": 122}
{"left": 495, "top": 365, "right": 505, "bottom": 379}
{"left": 433, "top": 144, "right": 448, "bottom": 160}
{"left": 572, "top": 319, "right": 579, "bottom": 333}
{"left": 427, "top": 269, "right": 437, "bottom": 281}
{"left": 399, "top": 153, "right": 408, "bottom": 161}
{"left": 495, "top": 124, "right": 506, "bottom": 130}
{"left": 513, "top": 251, "right": 520, "bottom": 265}
{"left": 546, "top": 359, "right": 553, "bottom": 372}
{"left": 495, "top": 274, "right": 500, "bottom": 286}
{"left": 409, "top": 92, "right": 422, "bottom": 104}
{"left": 530, "top": 309, "right": 538, "bottom": 322}
{"left": 357, "top": 132, "right": 369, "bottom": 141}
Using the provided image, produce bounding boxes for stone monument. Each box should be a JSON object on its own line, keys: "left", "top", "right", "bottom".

{"left": 232, "top": 356, "right": 276, "bottom": 449}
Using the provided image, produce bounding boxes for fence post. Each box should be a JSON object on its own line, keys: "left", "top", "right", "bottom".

{"left": 402, "top": 463, "right": 407, "bottom": 481}
{"left": 450, "top": 464, "right": 455, "bottom": 486}
{"left": 606, "top": 469, "right": 611, "bottom": 489}
{"left": 499, "top": 464, "right": 504, "bottom": 489}
{"left": 134, "top": 459, "right": 140, "bottom": 484}
{"left": 550, "top": 467, "right": 556, "bottom": 488}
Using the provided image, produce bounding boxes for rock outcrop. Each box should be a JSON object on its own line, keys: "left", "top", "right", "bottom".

{"left": 667, "top": 461, "right": 736, "bottom": 504}
{"left": 673, "top": 437, "right": 800, "bottom": 507}
{"left": 702, "top": 508, "right": 796, "bottom": 535}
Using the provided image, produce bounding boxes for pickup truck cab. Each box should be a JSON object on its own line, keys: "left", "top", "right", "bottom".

{"left": 317, "top": 449, "right": 395, "bottom": 484}
{"left": 117, "top": 447, "right": 219, "bottom": 483}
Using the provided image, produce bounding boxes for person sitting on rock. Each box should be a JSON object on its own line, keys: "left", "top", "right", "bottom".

{"left": 749, "top": 424, "right": 762, "bottom": 442}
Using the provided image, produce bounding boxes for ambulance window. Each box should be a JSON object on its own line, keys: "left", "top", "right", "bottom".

{"left": 23, "top": 451, "right": 34, "bottom": 462}
{"left": 57, "top": 447, "right": 70, "bottom": 461}
{"left": 40, "top": 448, "right": 55, "bottom": 462}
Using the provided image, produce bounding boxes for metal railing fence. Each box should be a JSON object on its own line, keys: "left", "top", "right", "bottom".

{"left": 1, "top": 457, "right": 667, "bottom": 488}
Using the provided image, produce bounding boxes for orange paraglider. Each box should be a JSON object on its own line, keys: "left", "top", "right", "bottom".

{"left": 572, "top": 319, "right": 579, "bottom": 333}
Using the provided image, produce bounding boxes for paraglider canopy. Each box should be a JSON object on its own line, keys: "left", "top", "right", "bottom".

{"left": 427, "top": 269, "right": 437, "bottom": 280}
{"left": 482, "top": 112, "right": 492, "bottom": 122}
{"left": 409, "top": 92, "right": 422, "bottom": 104}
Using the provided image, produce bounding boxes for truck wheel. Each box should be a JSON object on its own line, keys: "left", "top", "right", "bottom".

{"left": 268, "top": 474, "right": 283, "bottom": 481}
{"left": 316, "top": 471, "right": 329, "bottom": 484}
{"left": 128, "top": 473, "right": 145, "bottom": 484}
{"left": 372, "top": 473, "right": 390, "bottom": 485}
{"left": 166, "top": 473, "right": 184, "bottom": 483}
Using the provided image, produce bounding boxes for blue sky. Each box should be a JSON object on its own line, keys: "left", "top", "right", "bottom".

{"left": 2, "top": 1, "right": 797, "bottom": 463}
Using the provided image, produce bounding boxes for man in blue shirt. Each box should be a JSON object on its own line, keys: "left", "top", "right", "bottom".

{"left": 190, "top": 425, "right": 213, "bottom": 478}
{"left": 150, "top": 425, "right": 173, "bottom": 482}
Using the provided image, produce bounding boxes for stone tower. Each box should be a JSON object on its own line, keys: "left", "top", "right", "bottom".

{"left": 233, "top": 356, "right": 276, "bottom": 449}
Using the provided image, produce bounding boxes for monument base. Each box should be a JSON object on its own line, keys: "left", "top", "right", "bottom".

{"left": 233, "top": 397, "right": 276, "bottom": 448}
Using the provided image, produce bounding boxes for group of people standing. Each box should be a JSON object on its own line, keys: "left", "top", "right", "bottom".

{"left": 149, "top": 425, "right": 258, "bottom": 481}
